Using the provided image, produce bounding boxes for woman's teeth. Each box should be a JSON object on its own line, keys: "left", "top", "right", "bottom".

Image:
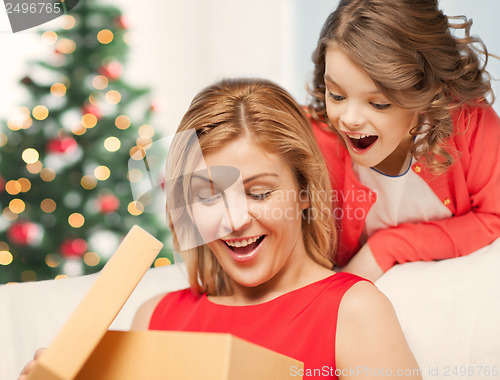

{"left": 225, "top": 236, "right": 261, "bottom": 248}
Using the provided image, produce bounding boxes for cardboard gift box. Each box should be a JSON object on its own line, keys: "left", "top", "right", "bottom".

{"left": 26, "top": 225, "right": 303, "bottom": 380}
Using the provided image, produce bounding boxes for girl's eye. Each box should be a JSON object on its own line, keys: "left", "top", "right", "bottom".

{"left": 248, "top": 191, "right": 272, "bottom": 201}
{"left": 197, "top": 194, "right": 222, "bottom": 205}
{"left": 370, "top": 102, "right": 391, "bottom": 110}
{"left": 327, "top": 91, "right": 345, "bottom": 102}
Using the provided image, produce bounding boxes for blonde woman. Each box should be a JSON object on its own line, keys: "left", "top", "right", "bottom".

{"left": 131, "top": 79, "right": 421, "bottom": 379}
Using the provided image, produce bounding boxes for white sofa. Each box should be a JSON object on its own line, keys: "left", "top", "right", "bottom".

{"left": 1, "top": 239, "right": 499, "bottom": 380}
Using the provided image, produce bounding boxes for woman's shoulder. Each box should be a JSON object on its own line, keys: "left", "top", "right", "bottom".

{"left": 131, "top": 288, "right": 197, "bottom": 331}
{"left": 338, "top": 279, "right": 393, "bottom": 319}
{"left": 131, "top": 293, "right": 168, "bottom": 331}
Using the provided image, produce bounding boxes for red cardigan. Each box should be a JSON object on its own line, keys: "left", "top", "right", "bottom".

{"left": 311, "top": 105, "right": 500, "bottom": 271}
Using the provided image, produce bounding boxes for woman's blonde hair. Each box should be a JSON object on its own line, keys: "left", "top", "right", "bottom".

{"left": 167, "top": 78, "right": 335, "bottom": 296}
{"left": 308, "top": 0, "right": 495, "bottom": 171}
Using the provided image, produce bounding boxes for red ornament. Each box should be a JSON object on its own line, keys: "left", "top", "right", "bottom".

{"left": 115, "top": 15, "right": 129, "bottom": 29}
{"left": 60, "top": 238, "right": 87, "bottom": 258}
{"left": 46, "top": 136, "right": 78, "bottom": 154}
{"left": 98, "top": 61, "right": 123, "bottom": 81}
{"left": 81, "top": 103, "right": 102, "bottom": 119}
{"left": 97, "top": 194, "right": 120, "bottom": 214}
{"left": 0, "top": 176, "right": 5, "bottom": 193}
{"left": 150, "top": 101, "right": 160, "bottom": 113}
{"left": 7, "top": 222, "right": 40, "bottom": 246}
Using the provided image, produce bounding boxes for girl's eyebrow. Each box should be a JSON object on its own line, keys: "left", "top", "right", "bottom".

{"left": 324, "top": 73, "right": 383, "bottom": 95}
{"left": 324, "top": 73, "right": 335, "bottom": 84}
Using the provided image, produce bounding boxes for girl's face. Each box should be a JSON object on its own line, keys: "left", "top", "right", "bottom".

{"left": 324, "top": 46, "right": 420, "bottom": 175}
{"left": 189, "top": 136, "right": 311, "bottom": 297}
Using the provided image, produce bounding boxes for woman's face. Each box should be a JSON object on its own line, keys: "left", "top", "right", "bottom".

{"left": 189, "top": 136, "right": 311, "bottom": 295}
{"left": 324, "top": 46, "right": 420, "bottom": 175}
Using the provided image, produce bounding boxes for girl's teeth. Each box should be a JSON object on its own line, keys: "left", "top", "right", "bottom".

{"left": 225, "top": 236, "right": 260, "bottom": 248}
{"left": 346, "top": 133, "right": 370, "bottom": 139}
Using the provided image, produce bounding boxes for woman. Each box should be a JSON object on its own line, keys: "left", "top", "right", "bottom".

{"left": 132, "top": 78, "right": 421, "bottom": 379}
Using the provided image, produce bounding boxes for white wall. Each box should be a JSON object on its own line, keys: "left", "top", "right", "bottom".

{"left": 0, "top": 0, "right": 499, "bottom": 135}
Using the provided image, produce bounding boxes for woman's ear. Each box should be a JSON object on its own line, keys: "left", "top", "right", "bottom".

{"left": 298, "top": 188, "right": 311, "bottom": 210}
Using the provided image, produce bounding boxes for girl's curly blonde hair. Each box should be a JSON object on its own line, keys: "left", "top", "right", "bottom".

{"left": 308, "top": 0, "right": 496, "bottom": 172}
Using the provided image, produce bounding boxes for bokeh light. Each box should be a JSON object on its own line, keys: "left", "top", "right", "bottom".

{"left": 5, "top": 180, "right": 21, "bottom": 195}
{"left": 41, "top": 199, "right": 57, "bottom": 213}
{"left": 97, "top": 29, "right": 114, "bottom": 44}
{"left": 84, "top": 252, "right": 100, "bottom": 266}
{"left": 26, "top": 161, "right": 43, "bottom": 174}
{"left": 94, "top": 166, "right": 111, "bottom": 181}
{"left": 18, "top": 178, "right": 31, "bottom": 192}
{"left": 51, "top": 83, "right": 67, "bottom": 97}
{"left": 56, "top": 38, "right": 76, "bottom": 54}
{"left": 81, "top": 113, "right": 97, "bottom": 128}
{"left": 92, "top": 75, "right": 108, "bottom": 90}
{"left": 81, "top": 175, "right": 98, "bottom": 190}
{"left": 104, "top": 136, "right": 121, "bottom": 152}
{"left": 105, "top": 90, "right": 121, "bottom": 105}
{"left": 40, "top": 168, "right": 56, "bottom": 182}
{"left": 115, "top": 115, "right": 131, "bottom": 130}
{"left": 9, "top": 199, "right": 25, "bottom": 214}
{"left": 22, "top": 148, "right": 39, "bottom": 164}
{"left": 60, "top": 15, "right": 76, "bottom": 30}
{"left": 41, "top": 31, "right": 58, "bottom": 45}
{"left": 0, "top": 251, "right": 13, "bottom": 266}
{"left": 138, "top": 124, "right": 155, "bottom": 138}
{"left": 33, "top": 105, "right": 49, "bottom": 120}
{"left": 68, "top": 213, "right": 85, "bottom": 228}
{"left": 127, "top": 201, "right": 144, "bottom": 216}
{"left": 154, "top": 257, "right": 171, "bottom": 267}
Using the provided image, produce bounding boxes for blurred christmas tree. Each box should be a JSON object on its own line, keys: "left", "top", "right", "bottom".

{"left": 0, "top": 0, "right": 171, "bottom": 283}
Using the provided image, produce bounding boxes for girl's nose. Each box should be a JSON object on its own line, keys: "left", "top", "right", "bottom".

{"left": 339, "top": 101, "right": 366, "bottom": 130}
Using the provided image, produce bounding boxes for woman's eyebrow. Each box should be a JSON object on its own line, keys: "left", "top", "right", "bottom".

{"left": 191, "top": 171, "right": 279, "bottom": 186}
{"left": 243, "top": 173, "right": 279, "bottom": 185}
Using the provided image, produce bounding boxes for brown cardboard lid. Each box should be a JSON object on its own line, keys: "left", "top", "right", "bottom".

{"left": 26, "top": 225, "right": 164, "bottom": 380}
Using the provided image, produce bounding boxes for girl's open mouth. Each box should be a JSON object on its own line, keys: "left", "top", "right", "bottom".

{"left": 345, "top": 132, "right": 378, "bottom": 151}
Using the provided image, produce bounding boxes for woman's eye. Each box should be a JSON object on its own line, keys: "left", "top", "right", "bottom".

{"left": 197, "top": 194, "right": 222, "bottom": 205}
{"left": 248, "top": 191, "right": 272, "bottom": 201}
{"left": 370, "top": 102, "right": 391, "bottom": 110}
{"left": 327, "top": 91, "right": 345, "bottom": 102}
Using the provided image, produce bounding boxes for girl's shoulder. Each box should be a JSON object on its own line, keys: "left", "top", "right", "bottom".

{"left": 452, "top": 103, "right": 500, "bottom": 136}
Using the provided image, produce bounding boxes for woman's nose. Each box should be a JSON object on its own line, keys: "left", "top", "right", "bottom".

{"left": 221, "top": 192, "right": 251, "bottom": 232}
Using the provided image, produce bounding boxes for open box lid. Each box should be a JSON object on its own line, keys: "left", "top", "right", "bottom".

{"left": 26, "top": 225, "right": 164, "bottom": 380}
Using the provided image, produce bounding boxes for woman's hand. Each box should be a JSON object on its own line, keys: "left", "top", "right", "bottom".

{"left": 341, "top": 244, "right": 384, "bottom": 282}
{"left": 18, "top": 348, "right": 46, "bottom": 380}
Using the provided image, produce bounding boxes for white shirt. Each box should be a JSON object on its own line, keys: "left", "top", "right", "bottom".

{"left": 353, "top": 158, "right": 452, "bottom": 244}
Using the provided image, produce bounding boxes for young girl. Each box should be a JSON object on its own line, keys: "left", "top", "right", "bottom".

{"left": 308, "top": 0, "right": 500, "bottom": 280}
{"left": 130, "top": 79, "right": 421, "bottom": 379}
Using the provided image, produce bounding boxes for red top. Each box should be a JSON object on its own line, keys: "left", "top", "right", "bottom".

{"left": 311, "top": 105, "right": 500, "bottom": 270}
{"left": 149, "top": 272, "right": 368, "bottom": 379}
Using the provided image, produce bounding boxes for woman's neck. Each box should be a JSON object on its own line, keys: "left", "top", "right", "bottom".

{"left": 210, "top": 259, "right": 334, "bottom": 307}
